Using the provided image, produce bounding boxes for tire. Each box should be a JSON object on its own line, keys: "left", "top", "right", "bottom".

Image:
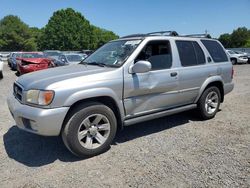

{"left": 231, "top": 58, "right": 237, "bottom": 65}
{"left": 0, "top": 71, "right": 3, "bottom": 79}
{"left": 197, "top": 86, "right": 221, "bottom": 120}
{"left": 62, "top": 102, "right": 117, "bottom": 157}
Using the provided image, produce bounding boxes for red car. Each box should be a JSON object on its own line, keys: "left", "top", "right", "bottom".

{"left": 16, "top": 52, "right": 54, "bottom": 75}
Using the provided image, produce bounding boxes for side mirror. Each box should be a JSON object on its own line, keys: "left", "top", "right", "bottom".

{"left": 129, "top": 60, "right": 151, "bottom": 74}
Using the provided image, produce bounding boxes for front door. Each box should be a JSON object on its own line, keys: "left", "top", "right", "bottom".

{"left": 123, "top": 40, "right": 180, "bottom": 118}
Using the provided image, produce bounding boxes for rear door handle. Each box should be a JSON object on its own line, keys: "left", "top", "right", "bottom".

{"left": 170, "top": 72, "right": 178, "bottom": 77}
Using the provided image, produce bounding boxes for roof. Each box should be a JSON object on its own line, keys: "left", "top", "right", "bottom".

{"left": 121, "top": 31, "right": 212, "bottom": 39}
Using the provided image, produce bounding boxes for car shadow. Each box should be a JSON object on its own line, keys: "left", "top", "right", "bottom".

{"left": 3, "top": 110, "right": 201, "bottom": 167}
{"left": 3, "top": 127, "right": 82, "bottom": 167}
{"left": 114, "top": 110, "right": 200, "bottom": 144}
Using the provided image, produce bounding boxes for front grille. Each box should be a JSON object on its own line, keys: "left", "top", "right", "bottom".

{"left": 13, "top": 82, "right": 23, "bottom": 102}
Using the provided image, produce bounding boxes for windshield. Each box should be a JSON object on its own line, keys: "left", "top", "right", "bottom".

{"left": 66, "top": 54, "right": 83, "bottom": 62}
{"left": 83, "top": 39, "right": 141, "bottom": 67}
{"left": 21, "top": 53, "right": 44, "bottom": 58}
{"left": 228, "top": 50, "right": 236, "bottom": 54}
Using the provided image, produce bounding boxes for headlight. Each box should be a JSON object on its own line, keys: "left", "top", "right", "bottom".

{"left": 26, "top": 90, "right": 54, "bottom": 106}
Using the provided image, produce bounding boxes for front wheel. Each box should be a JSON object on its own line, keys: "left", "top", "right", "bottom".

{"left": 62, "top": 102, "right": 117, "bottom": 157}
{"left": 231, "top": 59, "right": 237, "bottom": 65}
{"left": 0, "top": 71, "right": 3, "bottom": 79}
{"left": 197, "top": 86, "right": 221, "bottom": 120}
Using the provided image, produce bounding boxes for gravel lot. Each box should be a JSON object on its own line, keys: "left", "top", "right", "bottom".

{"left": 0, "top": 62, "right": 249, "bottom": 188}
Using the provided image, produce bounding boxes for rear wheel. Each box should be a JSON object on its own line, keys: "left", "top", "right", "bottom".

{"left": 197, "top": 86, "right": 221, "bottom": 120}
{"left": 62, "top": 102, "right": 117, "bottom": 157}
{"left": 0, "top": 71, "right": 3, "bottom": 79}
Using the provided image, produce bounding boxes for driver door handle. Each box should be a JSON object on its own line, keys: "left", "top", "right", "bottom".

{"left": 170, "top": 72, "right": 178, "bottom": 77}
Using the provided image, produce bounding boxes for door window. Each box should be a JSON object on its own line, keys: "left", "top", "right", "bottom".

{"left": 135, "top": 40, "right": 172, "bottom": 70}
{"left": 176, "top": 40, "right": 205, "bottom": 66}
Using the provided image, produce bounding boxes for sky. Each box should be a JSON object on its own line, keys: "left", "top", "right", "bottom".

{"left": 0, "top": 0, "right": 250, "bottom": 38}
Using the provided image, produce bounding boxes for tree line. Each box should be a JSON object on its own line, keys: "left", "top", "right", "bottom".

{"left": 218, "top": 27, "right": 250, "bottom": 48}
{"left": 0, "top": 8, "right": 118, "bottom": 51}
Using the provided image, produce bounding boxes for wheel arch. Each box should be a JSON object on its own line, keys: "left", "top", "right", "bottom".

{"left": 61, "top": 96, "right": 124, "bottom": 135}
{"left": 195, "top": 77, "right": 224, "bottom": 103}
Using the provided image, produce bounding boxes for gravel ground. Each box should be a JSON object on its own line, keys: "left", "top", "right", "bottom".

{"left": 0, "top": 62, "right": 249, "bottom": 188}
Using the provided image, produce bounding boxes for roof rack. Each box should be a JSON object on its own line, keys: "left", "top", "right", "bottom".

{"left": 147, "top": 31, "right": 179, "bottom": 36}
{"left": 120, "top": 34, "right": 146, "bottom": 38}
{"left": 121, "top": 31, "right": 211, "bottom": 39}
{"left": 121, "top": 30, "right": 178, "bottom": 38}
{"left": 183, "top": 34, "right": 211, "bottom": 38}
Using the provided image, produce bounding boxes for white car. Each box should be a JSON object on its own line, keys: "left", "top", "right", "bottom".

{"left": 226, "top": 50, "right": 248, "bottom": 64}
{"left": 0, "top": 59, "right": 3, "bottom": 79}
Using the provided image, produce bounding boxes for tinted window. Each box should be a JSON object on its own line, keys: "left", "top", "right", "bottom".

{"left": 176, "top": 41, "right": 205, "bottom": 66}
{"left": 201, "top": 40, "right": 228, "bottom": 62}
{"left": 135, "top": 40, "right": 172, "bottom": 70}
{"left": 193, "top": 42, "right": 205, "bottom": 64}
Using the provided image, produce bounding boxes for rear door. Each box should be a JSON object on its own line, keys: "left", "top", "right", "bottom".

{"left": 175, "top": 40, "right": 213, "bottom": 105}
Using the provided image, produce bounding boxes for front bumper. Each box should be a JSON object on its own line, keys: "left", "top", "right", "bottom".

{"left": 237, "top": 58, "right": 248, "bottom": 64}
{"left": 7, "top": 93, "right": 69, "bottom": 136}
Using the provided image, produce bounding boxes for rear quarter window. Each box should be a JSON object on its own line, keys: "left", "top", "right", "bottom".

{"left": 201, "top": 40, "right": 228, "bottom": 62}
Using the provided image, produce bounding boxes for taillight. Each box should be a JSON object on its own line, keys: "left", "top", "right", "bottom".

{"left": 231, "top": 67, "right": 234, "bottom": 79}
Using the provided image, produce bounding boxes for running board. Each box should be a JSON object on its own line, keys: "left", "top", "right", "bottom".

{"left": 124, "top": 104, "right": 197, "bottom": 126}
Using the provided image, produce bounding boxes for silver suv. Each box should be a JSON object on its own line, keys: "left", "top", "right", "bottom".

{"left": 7, "top": 31, "right": 234, "bottom": 157}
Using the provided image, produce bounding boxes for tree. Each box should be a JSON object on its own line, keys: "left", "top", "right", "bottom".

{"left": 218, "top": 27, "right": 250, "bottom": 48}
{"left": 0, "top": 15, "right": 37, "bottom": 51}
{"left": 244, "top": 39, "right": 250, "bottom": 48}
{"left": 218, "top": 33, "right": 231, "bottom": 48}
{"left": 40, "top": 8, "right": 92, "bottom": 50}
{"left": 230, "top": 27, "right": 250, "bottom": 47}
{"left": 89, "top": 25, "right": 118, "bottom": 49}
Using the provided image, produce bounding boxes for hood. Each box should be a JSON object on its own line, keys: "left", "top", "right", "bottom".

{"left": 16, "top": 64, "right": 117, "bottom": 90}
{"left": 20, "top": 58, "right": 50, "bottom": 64}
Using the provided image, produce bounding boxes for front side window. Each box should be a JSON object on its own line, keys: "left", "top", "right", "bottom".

{"left": 201, "top": 40, "right": 228, "bottom": 62}
{"left": 176, "top": 41, "right": 205, "bottom": 66}
{"left": 135, "top": 40, "right": 172, "bottom": 70}
{"left": 84, "top": 39, "right": 141, "bottom": 67}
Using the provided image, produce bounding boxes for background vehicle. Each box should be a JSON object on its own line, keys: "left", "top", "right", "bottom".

{"left": 0, "top": 58, "right": 3, "bottom": 79}
{"left": 0, "top": 52, "right": 10, "bottom": 61}
{"left": 55, "top": 53, "right": 86, "bottom": 66}
{"left": 43, "top": 50, "right": 62, "bottom": 61}
{"left": 7, "top": 31, "right": 234, "bottom": 157}
{"left": 82, "top": 50, "right": 93, "bottom": 56}
{"left": 16, "top": 52, "right": 53, "bottom": 75}
{"left": 226, "top": 50, "right": 248, "bottom": 64}
{"left": 8, "top": 52, "right": 22, "bottom": 70}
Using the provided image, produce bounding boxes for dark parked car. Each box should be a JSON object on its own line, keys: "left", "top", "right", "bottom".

{"left": 8, "top": 52, "right": 22, "bottom": 70}
{"left": 55, "top": 53, "right": 86, "bottom": 66}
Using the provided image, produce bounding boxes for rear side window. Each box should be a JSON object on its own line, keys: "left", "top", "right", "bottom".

{"left": 201, "top": 40, "right": 228, "bottom": 62}
{"left": 176, "top": 41, "right": 205, "bottom": 66}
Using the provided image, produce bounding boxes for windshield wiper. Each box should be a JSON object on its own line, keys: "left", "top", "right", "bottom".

{"left": 79, "top": 61, "right": 88, "bottom": 65}
{"left": 87, "top": 62, "right": 107, "bottom": 67}
{"left": 79, "top": 61, "right": 118, "bottom": 68}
